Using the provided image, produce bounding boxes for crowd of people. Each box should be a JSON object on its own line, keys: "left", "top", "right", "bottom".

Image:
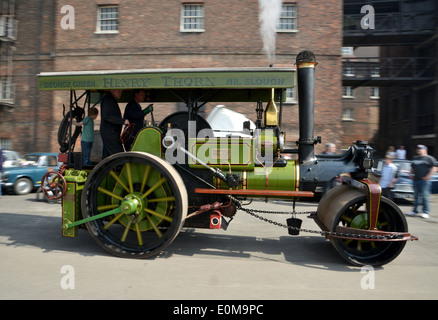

{"left": 319, "top": 142, "right": 436, "bottom": 219}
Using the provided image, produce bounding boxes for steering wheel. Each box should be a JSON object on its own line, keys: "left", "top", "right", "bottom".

{"left": 120, "top": 123, "right": 136, "bottom": 144}
{"left": 41, "top": 171, "right": 67, "bottom": 200}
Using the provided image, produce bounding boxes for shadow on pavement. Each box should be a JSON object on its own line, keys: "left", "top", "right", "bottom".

{"left": 0, "top": 208, "right": 358, "bottom": 271}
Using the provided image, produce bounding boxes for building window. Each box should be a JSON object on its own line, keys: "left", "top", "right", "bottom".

{"left": 371, "top": 67, "right": 380, "bottom": 77}
{"left": 342, "top": 86, "right": 355, "bottom": 98}
{"left": 180, "top": 4, "right": 204, "bottom": 32}
{"left": 342, "top": 47, "right": 354, "bottom": 56}
{"left": 342, "top": 108, "right": 354, "bottom": 121}
{"left": 0, "top": 77, "right": 13, "bottom": 103}
{"left": 97, "top": 6, "right": 119, "bottom": 33}
{"left": 285, "top": 87, "right": 297, "bottom": 104}
{"left": 343, "top": 66, "right": 355, "bottom": 77}
{"left": 0, "top": 16, "right": 17, "bottom": 39}
{"left": 277, "top": 4, "right": 297, "bottom": 32}
{"left": 0, "top": 138, "right": 13, "bottom": 149}
{"left": 370, "top": 87, "right": 379, "bottom": 99}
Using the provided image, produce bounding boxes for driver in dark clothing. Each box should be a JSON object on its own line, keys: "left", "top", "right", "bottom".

{"left": 123, "top": 89, "right": 153, "bottom": 150}
{"left": 100, "top": 89, "right": 129, "bottom": 159}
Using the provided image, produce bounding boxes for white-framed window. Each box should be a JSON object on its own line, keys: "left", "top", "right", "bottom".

{"left": 180, "top": 4, "right": 204, "bottom": 32}
{"left": 342, "top": 47, "right": 354, "bottom": 56}
{"left": 370, "top": 87, "right": 379, "bottom": 99}
{"left": 342, "top": 108, "right": 355, "bottom": 121}
{"left": 343, "top": 66, "right": 355, "bottom": 77}
{"left": 96, "top": 6, "right": 119, "bottom": 33}
{"left": 0, "top": 138, "right": 13, "bottom": 149}
{"left": 0, "top": 77, "right": 14, "bottom": 102}
{"left": 277, "top": 4, "right": 297, "bottom": 32}
{"left": 285, "top": 87, "right": 297, "bottom": 104}
{"left": 342, "top": 86, "right": 355, "bottom": 98}
{"left": 0, "top": 16, "right": 17, "bottom": 39}
{"left": 371, "top": 66, "right": 380, "bottom": 77}
{"left": 0, "top": 16, "right": 5, "bottom": 36}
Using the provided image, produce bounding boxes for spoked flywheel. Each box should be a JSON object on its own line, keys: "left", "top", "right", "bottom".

{"left": 81, "top": 152, "right": 188, "bottom": 258}
{"left": 317, "top": 185, "right": 408, "bottom": 266}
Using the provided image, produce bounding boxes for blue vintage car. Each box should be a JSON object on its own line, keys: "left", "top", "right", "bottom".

{"left": 1, "top": 153, "right": 61, "bottom": 195}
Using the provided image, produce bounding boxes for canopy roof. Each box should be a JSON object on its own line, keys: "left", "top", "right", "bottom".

{"left": 38, "top": 67, "right": 295, "bottom": 103}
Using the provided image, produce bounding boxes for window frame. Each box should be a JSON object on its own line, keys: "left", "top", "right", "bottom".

{"left": 342, "top": 47, "right": 354, "bottom": 55}
{"left": 276, "top": 4, "right": 298, "bottom": 33}
{"left": 0, "top": 16, "right": 17, "bottom": 39}
{"left": 180, "top": 3, "right": 205, "bottom": 33}
{"left": 343, "top": 66, "right": 356, "bottom": 77}
{"left": 342, "top": 108, "right": 355, "bottom": 121}
{"left": 96, "top": 5, "right": 119, "bottom": 34}
{"left": 371, "top": 66, "right": 380, "bottom": 78}
{"left": 284, "top": 87, "right": 297, "bottom": 104}
{"left": 342, "top": 86, "right": 355, "bottom": 98}
{"left": 0, "top": 77, "right": 14, "bottom": 103}
{"left": 370, "top": 87, "right": 380, "bottom": 99}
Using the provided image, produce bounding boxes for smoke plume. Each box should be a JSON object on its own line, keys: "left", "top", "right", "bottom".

{"left": 258, "top": 0, "right": 283, "bottom": 62}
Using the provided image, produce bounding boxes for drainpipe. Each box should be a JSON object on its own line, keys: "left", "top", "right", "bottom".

{"left": 33, "top": 0, "right": 43, "bottom": 151}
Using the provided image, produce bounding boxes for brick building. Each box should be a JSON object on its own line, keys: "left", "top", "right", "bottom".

{"left": 1, "top": 0, "right": 345, "bottom": 155}
{"left": 343, "top": 0, "right": 438, "bottom": 159}
{"left": 341, "top": 46, "right": 380, "bottom": 150}
{"left": 0, "top": 0, "right": 56, "bottom": 152}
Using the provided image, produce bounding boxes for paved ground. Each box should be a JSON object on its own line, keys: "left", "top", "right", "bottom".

{"left": 0, "top": 191, "right": 437, "bottom": 301}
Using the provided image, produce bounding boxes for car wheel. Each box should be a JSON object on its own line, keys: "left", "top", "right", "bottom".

{"left": 13, "top": 178, "right": 33, "bottom": 195}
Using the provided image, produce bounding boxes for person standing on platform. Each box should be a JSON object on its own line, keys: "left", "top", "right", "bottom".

{"left": 73, "top": 107, "right": 98, "bottom": 166}
{"left": 123, "top": 89, "right": 153, "bottom": 150}
{"left": 100, "top": 89, "right": 129, "bottom": 159}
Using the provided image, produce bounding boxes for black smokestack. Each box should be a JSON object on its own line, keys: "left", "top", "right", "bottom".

{"left": 296, "top": 50, "right": 317, "bottom": 164}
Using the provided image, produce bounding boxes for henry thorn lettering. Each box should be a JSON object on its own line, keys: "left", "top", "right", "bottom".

{"left": 103, "top": 77, "right": 151, "bottom": 88}
{"left": 162, "top": 76, "right": 215, "bottom": 87}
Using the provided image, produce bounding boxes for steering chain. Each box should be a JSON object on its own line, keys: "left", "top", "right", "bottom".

{"left": 234, "top": 200, "right": 404, "bottom": 240}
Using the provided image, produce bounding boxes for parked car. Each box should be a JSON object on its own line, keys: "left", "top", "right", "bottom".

{"left": 1, "top": 153, "right": 61, "bottom": 195}
{"left": 432, "top": 161, "right": 438, "bottom": 194}
{"left": 2, "top": 150, "right": 24, "bottom": 168}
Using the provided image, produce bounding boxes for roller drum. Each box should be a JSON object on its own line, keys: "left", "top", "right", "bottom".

{"left": 316, "top": 184, "right": 408, "bottom": 266}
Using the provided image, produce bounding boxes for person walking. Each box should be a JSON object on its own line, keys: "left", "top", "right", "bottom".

{"left": 407, "top": 145, "right": 437, "bottom": 219}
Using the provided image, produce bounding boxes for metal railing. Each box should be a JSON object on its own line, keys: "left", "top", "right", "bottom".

{"left": 344, "top": 11, "right": 437, "bottom": 35}
{"left": 342, "top": 57, "right": 435, "bottom": 81}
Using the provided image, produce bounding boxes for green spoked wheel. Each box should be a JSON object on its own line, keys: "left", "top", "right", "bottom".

{"left": 82, "top": 152, "right": 188, "bottom": 258}
{"left": 317, "top": 185, "right": 408, "bottom": 267}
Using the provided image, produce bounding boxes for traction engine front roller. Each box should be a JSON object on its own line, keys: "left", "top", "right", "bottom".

{"left": 81, "top": 151, "right": 188, "bottom": 258}
{"left": 316, "top": 184, "right": 409, "bottom": 266}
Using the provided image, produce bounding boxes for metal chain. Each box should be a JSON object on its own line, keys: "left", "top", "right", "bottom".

{"left": 235, "top": 201, "right": 402, "bottom": 240}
